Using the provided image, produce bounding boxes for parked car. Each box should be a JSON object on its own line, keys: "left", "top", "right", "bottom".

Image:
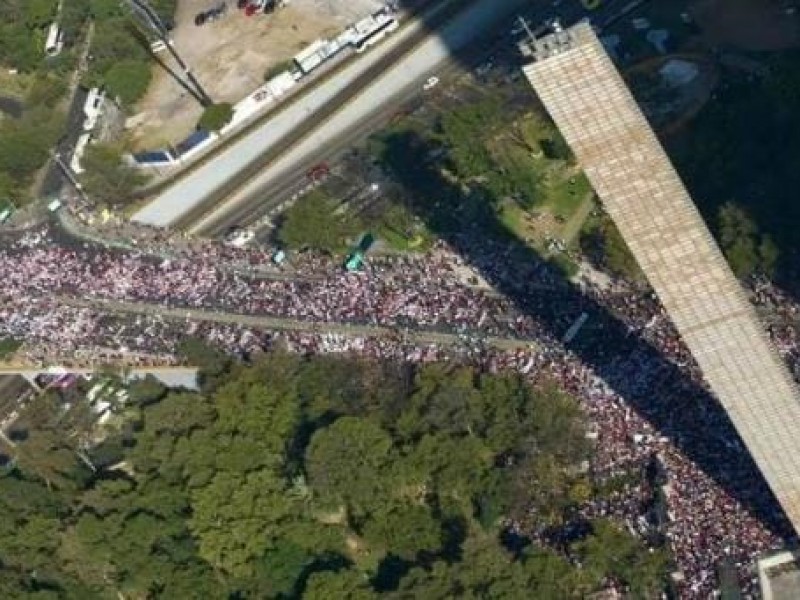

{"left": 195, "top": 2, "right": 227, "bottom": 26}
{"left": 306, "top": 162, "right": 330, "bottom": 181}
{"left": 206, "top": 2, "right": 228, "bottom": 20}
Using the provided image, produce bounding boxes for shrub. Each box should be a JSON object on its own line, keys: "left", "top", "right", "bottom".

{"left": 197, "top": 102, "right": 233, "bottom": 132}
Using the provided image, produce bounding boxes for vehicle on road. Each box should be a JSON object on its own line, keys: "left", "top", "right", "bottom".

{"left": 306, "top": 162, "right": 330, "bottom": 181}
{"left": 343, "top": 232, "right": 376, "bottom": 271}
{"left": 224, "top": 227, "right": 255, "bottom": 247}
{"left": 423, "top": 76, "right": 439, "bottom": 90}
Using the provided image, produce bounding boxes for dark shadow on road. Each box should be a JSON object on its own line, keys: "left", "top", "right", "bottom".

{"left": 374, "top": 127, "right": 797, "bottom": 544}
{"left": 380, "top": 0, "right": 800, "bottom": 543}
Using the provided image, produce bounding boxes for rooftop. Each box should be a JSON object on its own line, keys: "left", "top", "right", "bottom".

{"left": 522, "top": 21, "right": 595, "bottom": 62}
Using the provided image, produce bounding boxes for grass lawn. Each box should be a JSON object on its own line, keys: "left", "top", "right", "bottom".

{"left": 0, "top": 70, "right": 35, "bottom": 99}
{"left": 377, "top": 224, "right": 434, "bottom": 253}
{"left": 542, "top": 172, "right": 592, "bottom": 220}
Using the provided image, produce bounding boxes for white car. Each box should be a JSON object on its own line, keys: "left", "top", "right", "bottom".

{"left": 225, "top": 228, "right": 255, "bottom": 248}
{"left": 423, "top": 76, "right": 439, "bottom": 91}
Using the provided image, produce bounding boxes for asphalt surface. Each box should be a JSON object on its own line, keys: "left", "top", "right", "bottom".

{"left": 197, "top": 66, "right": 457, "bottom": 238}
{"left": 185, "top": 0, "right": 543, "bottom": 235}
{"left": 59, "top": 295, "right": 538, "bottom": 352}
{"left": 133, "top": 0, "right": 467, "bottom": 228}
{"left": 188, "top": 0, "right": 629, "bottom": 237}
{"left": 125, "top": 0, "right": 631, "bottom": 235}
{"left": 135, "top": 0, "right": 572, "bottom": 231}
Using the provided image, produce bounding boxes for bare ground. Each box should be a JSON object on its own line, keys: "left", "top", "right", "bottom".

{"left": 128, "top": 0, "right": 384, "bottom": 150}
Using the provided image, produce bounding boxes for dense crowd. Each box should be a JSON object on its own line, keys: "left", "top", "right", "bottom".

{"left": 2, "top": 224, "right": 799, "bottom": 598}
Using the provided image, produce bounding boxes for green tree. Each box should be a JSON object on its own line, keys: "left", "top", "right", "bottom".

{"left": 127, "top": 373, "right": 168, "bottom": 406}
{"left": 0, "top": 336, "right": 22, "bottom": 359}
{"left": 602, "top": 220, "right": 638, "bottom": 277}
{"left": 25, "top": 0, "right": 57, "bottom": 29}
{"left": 103, "top": 59, "right": 152, "bottom": 105}
{"left": 0, "top": 23, "right": 41, "bottom": 71}
{"left": 541, "top": 132, "right": 574, "bottom": 163}
{"left": 189, "top": 469, "right": 295, "bottom": 577}
{"left": 14, "top": 427, "right": 85, "bottom": 490}
{"left": 177, "top": 337, "right": 232, "bottom": 391}
{"left": 197, "top": 102, "right": 233, "bottom": 132}
{"left": 89, "top": 0, "right": 126, "bottom": 19}
{"left": 574, "top": 519, "right": 669, "bottom": 597}
{"left": 362, "top": 504, "right": 444, "bottom": 560}
{"left": 718, "top": 202, "right": 779, "bottom": 277}
{"left": 248, "top": 541, "right": 314, "bottom": 598}
{"left": 408, "top": 433, "right": 492, "bottom": 507}
{"left": 79, "top": 142, "right": 148, "bottom": 207}
{"left": 278, "top": 191, "right": 361, "bottom": 254}
{"left": 0, "top": 109, "right": 62, "bottom": 182}
{"left": 213, "top": 371, "right": 301, "bottom": 472}
{"left": 27, "top": 74, "right": 66, "bottom": 108}
{"left": 395, "top": 365, "right": 480, "bottom": 442}
{"left": 580, "top": 216, "right": 641, "bottom": 280}
{"left": 303, "top": 569, "right": 376, "bottom": 599}
{"left": 438, "top": 98, "right": 502, "bottom": 178}
{"left": 305, "top": 417, "right": 396, "bottom": 513}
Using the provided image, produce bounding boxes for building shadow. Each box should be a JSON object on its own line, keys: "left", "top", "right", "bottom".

{"left": 374, "top": 126, "right": 797, "bottom": 543}
{"left": 665, "top": 51, "right": 800, "bottom": 301}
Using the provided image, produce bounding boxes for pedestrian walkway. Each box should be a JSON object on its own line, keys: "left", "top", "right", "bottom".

{"left": 60, "top": 295, "right": 538, "bottom": 353}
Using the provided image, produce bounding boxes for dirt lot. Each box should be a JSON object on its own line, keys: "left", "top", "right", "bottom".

{"left": 690, "top": 0, "right": 800, "bottom": 51}
{"left": 128, "top": 0, "right": 385, "bottom": 150}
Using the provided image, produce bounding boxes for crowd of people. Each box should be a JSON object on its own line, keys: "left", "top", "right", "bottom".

{"left": 2, "top": 223, "right": 800, "bottom": 598}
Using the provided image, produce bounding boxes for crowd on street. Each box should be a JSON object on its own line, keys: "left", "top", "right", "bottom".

{"left": 2, "top": 224, "right": 799, "bottom": 598}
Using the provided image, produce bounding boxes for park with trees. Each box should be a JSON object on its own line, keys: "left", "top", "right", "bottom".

{"left": 0, "top": 0, "right": 176, "bottom": 207}
{"left": 0, "top": 348, "right": 671, "bottom": 598}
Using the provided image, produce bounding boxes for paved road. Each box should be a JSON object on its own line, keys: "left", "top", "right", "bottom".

{"left": 188, "top": 0, "right": 622, "bottom": 237}
{"left": 133, "top": 0, "right": 541, "bottom": 230}
{"left": 199, "top": 52, "right": 469, "bottom": 238}
{"left": 58, "top": 295, "right": 537, "bottom": 352}
{"left": 132, "top": 0, "right": 465, "bottom": 228}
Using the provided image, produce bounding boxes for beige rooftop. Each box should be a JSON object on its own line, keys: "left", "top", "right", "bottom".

{"left": 522, "top": 22, "right": 800, "bottom": 533}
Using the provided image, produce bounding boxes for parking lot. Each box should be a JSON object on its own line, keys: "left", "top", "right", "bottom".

{"left": 128, "top": 0, "right": 385, "bottom": 150}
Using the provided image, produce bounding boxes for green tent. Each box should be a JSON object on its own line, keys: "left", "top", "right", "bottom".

{"left": 345, "top": 251, "right": 364, "bottom": 272}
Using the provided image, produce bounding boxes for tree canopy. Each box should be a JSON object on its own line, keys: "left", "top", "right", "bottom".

{"left": 277, "top": 190, "right": 361, "bottom": 254}
{"left": 197, "top": 102, "right": 234, "bottom": 132}
{"left": 79, "top": 142, "right": 149, "bottom": 207}
{"left": 0, "top": 349, "right": 671, "bottom": 597}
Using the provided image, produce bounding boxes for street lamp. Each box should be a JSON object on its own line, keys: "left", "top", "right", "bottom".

{"left": 121, "top": 0, "right": 213, "bottom": 106}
